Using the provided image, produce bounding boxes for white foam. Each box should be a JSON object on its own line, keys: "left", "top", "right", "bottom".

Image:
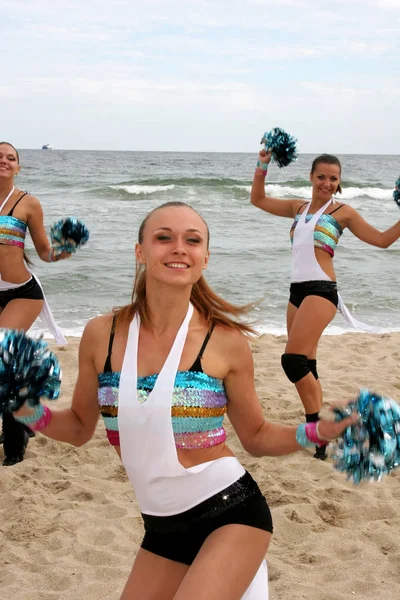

{"left": 340, "top": 187, "right": 393, "bottom": 200}
{"left": 256, "top": 323, "right": 400, "bottom": 337}
{"left": 30, "top": 325, "right": 84, "bottom": 340}
{"left": 31, "top": 320, "right": 400, "bottom": 343}
{"left": 234, "top": 184, "right": 393, "bottom": 201}
{"left": 109, "top": 184, "right": 175, "bottom": 195}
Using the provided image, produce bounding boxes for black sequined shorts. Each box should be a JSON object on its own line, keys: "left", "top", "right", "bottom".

{"left": 140, "top": 471, "right": 273, "bottom": 565}
{"left": 289, "top": 280, "right": 338, "bottom": 309}
{"left": 0, "top": 276, "right": 44, "bottom": 308}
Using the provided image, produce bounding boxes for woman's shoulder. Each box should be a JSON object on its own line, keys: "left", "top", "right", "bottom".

{"left": 15, "top": 190, "right": 40, "bottom": 205}
{"left": 295, "top": 201, "right": 310, "bottom": 215}
{"left": 82, "top": 313, "right": 115, "bottom": 344}
{"left": 327, "top": 202, "right": 354, "bottom": 227}
{"left": 18, "top": 191, "right": 43, "bottom": 217}
{"left": 212, "top": 322, "right": 252, "bottom": 357}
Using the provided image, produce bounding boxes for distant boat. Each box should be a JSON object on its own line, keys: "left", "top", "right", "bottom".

{"left": 41, "top": 143, "right": 53, "bottom": 150}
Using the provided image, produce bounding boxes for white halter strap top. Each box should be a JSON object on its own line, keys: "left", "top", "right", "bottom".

{"left": 118, "top": 303, "right": 244, "bottom": 517}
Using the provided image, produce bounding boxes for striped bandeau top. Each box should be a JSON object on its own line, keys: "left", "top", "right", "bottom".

{"left": 0, "top": 216, "right": 27, "bottom": 249}
{"left": 290, "top": 212, "right": 343, "bottom": 257}
{"left": 97, "top": 369, "right": 228, "bottom": 450}
{"left": 0, "top": 191, "right": 29, "bottom": 250}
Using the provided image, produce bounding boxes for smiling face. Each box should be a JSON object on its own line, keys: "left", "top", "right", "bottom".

{"left": 0, "top": 143, "right": 20, "bottom": 182}
{"left": 310, "top": 162, "right": 341, "bottom": 201}
{"left": 135, "top": 205, "right": 210, "bottom": 289}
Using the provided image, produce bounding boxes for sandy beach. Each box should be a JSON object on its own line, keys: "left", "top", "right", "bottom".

{"left": 1, "top": 332, "right": 400, "bottom": 600}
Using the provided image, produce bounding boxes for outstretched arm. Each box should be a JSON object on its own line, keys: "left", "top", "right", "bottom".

{"left": 225, "top": 333, "right": 355, "bottom": 457}
{"left": 250, "top": 150, "right": 304, "bottom": 218}
{"left": 26, "top": 195, "right": 70, "bottom": 262}
{"left": 344, "top": 206, "right": 400, "bottom": 248}
{"left": 13, "top": 319, "right": 101, "bottom": 446}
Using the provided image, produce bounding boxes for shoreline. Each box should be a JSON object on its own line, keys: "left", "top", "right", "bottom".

{"left": 33, "top": 324, "right": 400, "bottom": 342}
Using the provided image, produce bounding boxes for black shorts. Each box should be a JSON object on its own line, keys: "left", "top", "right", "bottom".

{"left": 0, "top": 276, "right": 44, "bottom": 308}
{"left": 141, "top": 471, "right": 273, "bottom": 565}
{"left": 289, "top": 280, "right": 338, "bottom": 309}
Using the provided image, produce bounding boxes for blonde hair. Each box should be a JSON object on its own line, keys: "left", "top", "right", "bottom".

{"left": 114, "top": 202, "right": 257, "bottom": 335}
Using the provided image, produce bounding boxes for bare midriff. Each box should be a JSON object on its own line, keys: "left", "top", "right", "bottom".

{"left": 113, "top": 441, "right": 235, "bottom": 467}
{"left": 0, "top": 247, "right": 31, "bottom": 283}
{"left": 314, "top": 247, "right": 337, "bottom": 281}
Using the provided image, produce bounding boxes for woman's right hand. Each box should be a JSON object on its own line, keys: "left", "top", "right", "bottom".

{"left": 55, "top": 250, "right": 73, "bottom": 262}
{"left": 259, "top": 149, "right": 272, "bottom": 165}
{"left": 49, "top": 248, "right": 73, "bottom": 262}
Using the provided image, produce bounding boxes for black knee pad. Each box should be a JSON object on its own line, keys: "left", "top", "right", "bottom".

{"left": 308, "top": 359, "right": 318, "bottom": 380}
{"left": 281, "top": 353, "right": 310, "bottom": 383}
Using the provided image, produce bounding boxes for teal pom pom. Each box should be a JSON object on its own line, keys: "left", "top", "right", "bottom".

{"left": 50, "top": 217, "right": 90, "bottom": 254}
{"left": 0, "top": 330, "right": 61, "bottom": 414}
{"left": 260, "top": 127, "right": 298, "bottom": 168}
{"left": 393, "top": 178, "right": 400, "bottom": 207}
{"left": 331, "top": 389, "right": 400, "bottom": 484}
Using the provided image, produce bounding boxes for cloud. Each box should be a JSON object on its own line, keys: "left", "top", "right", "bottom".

{"left": 0, "top": 85, "right": 23, "bottom": 99}
{"left": 0, "top": 0, "right": 399, "bottom": 152}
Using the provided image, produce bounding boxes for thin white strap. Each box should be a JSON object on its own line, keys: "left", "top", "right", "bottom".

{"left": 0, "top": 186, "right": 15, "bottom": 213}
{"left": 298, "top": 201, "right": 311, "bottom": 223}
{"left": 318, "top": 197, "right": 333, "bottom": 216}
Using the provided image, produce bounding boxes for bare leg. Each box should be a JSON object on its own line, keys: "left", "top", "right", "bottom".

{"left": 285, "top": 296, "right": 336, "bottom": 415}
{"left": 0, "top": 298, "right": 43, "bottom": 330}
{"left": 308, "top": 343, "right": 323, "bottom": 408}
{"left": 174, "top": 525, "right": 271, "bottom": 600}
{"left": 287, "top": 302, "right": 323, "bottom": 411}
{"left": 120, "top": 548, "right": 188, "bottom": 600}
{"left": 286, "top": 296, "right": 336, "bottom": 460}
{"left": 286, "top": 301, "right": 297, "bottom": 337}
{"left": 287, "top": 302, "right": 322, "bottom": 409}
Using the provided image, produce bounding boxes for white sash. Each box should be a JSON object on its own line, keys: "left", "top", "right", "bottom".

{"left": 31, "top": 271, "right": 68, "bottom": 345}
{"left": 118, "top": 304, "right": 268, "bottom": 598}
{"left": 291, "top": 198, "right": 333, "bottom": 283}
{"left": 0, "top": 271, "right": 67, "bottom": 345}
{"left": 0, "top": 187, "right": 15, "bottom": 212}
{"left": 118, "top": 303, "right": 244, "bottom": 516}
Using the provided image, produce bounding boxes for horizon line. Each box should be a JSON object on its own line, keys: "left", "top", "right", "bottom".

{"left": 17, "top": 148, "right": 400, "bottom": 157}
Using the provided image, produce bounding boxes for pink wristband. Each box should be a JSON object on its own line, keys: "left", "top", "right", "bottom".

{"left": 305, "top": 422, "right": 328, "bottom": 447}
{"left": 30, "top": 405, "right": 53, "bottom": 431}
{"left": 255, "top": 167, "right": 267, "bottom": 177}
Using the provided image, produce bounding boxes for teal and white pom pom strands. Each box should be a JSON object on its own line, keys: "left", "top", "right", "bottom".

{"left": 50, "top": 217, "right": 90, "bottom": 255}
{"left": 393, "top": 177, "right": 400, "bottom": 207}
{"left": 330, "top": 389, "right": 400, "bottom": 484}
{"left": 0, "top": 329, "right": 61, "bottom": 414}
{"left": 260, "top": 127, "right": 298, "bottom": 168}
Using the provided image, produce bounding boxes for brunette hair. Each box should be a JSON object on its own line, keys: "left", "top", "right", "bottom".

{"left": 114, "top": 201, "right": 257, "bottom": 335}
{"left": 311, "top": 154, "right": 342, "bottom": 194}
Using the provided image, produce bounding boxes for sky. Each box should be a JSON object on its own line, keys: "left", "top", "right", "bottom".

{"left": 1, "top": 0, "right": 399, "bottom": 153}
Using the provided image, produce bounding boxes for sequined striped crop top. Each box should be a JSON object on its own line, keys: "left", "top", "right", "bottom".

{"left": 0, "top": 193, "right": 28, "bottom": 249}
{"left": 290, "top": 203, "right": 343, "bottom": 257}
{"left": 98, "top": 320, "right": 228, "bottom": 450}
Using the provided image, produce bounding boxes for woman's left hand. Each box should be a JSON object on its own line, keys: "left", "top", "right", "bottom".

{"left": 13, "top": 402, "right": 37, "bottom": 418}
{"left": 317, "top": 412, "right": 359, "bottom": 442}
